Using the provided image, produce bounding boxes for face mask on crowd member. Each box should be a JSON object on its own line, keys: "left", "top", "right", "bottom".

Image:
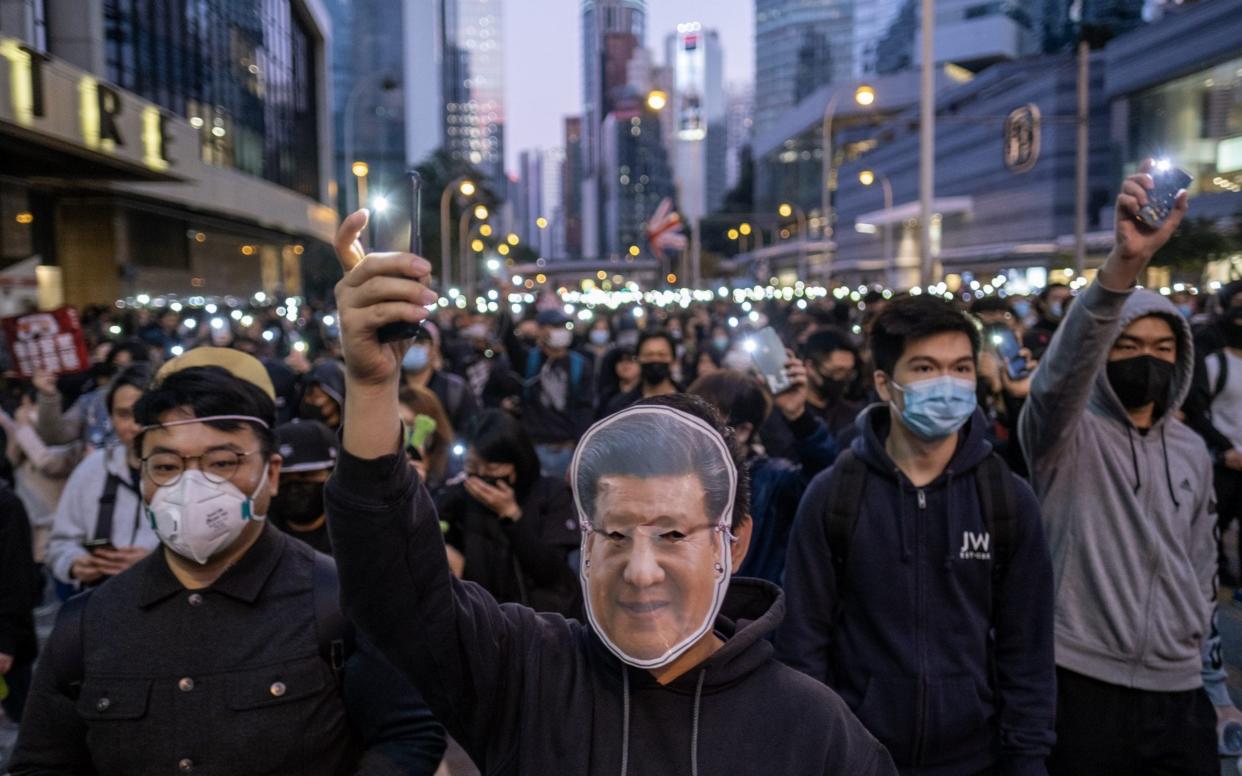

{"left": 871, "top": 296, "right": 980, "bottom": 442}
{"left": 299, "top": 360, "right": 347, "bottom": 429}
{"left": 536, "top": 309, "right": 574, "bottom": 352}
{"left": 589, "top": 325, "right": 611, "bottom": 347}
{"left": 402, "top": 344, "right": 432, "bottom": 373}
{"left": 571, "top": 399, "right": 751, "bottom": 670}
{"left": 637, "top": 332, "right": 676, "bottom": 388}
{"left": 268, "top": 419, "right": 336, "bottom": 552}
{"left": 1105, "top": 314, "right": 1178, "bottom": 414}
{"left": 135, "top": 348, "right": 281, "bottom": 567}
{"left": 801, "top": 328, "right": 860, "bottom": 405}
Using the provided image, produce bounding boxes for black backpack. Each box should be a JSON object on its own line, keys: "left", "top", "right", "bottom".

{"left": 825, "top": 449, "right": 1018, "bottom": 619}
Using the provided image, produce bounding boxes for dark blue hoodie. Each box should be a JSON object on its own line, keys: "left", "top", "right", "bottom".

{"left": 777, "top": 405, "right": 1055, "bottom": 776}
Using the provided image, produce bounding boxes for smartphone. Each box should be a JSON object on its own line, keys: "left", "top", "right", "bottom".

{"left": 984, "top": 324, "right": 1029, "bottom": 381}
{"left": 749, "top": 327, "right": 792, "bottom": 394}
{"left": 82, "top": 538, "right": 115, "bottom": 553}
{"left": 377, "top": 170, "right": 425, "bottom": 343}
{"left": 1136, "top": 164, "right": 1193, "bottom": 229}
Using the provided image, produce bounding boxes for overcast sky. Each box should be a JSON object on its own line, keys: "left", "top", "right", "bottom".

{"left": 502, "top": 0, "right": 754, "bottom": 174}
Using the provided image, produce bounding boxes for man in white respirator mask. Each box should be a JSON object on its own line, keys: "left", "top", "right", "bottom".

{"left": 11, "top": 347, "right": 447, "bottom": 775}
{"left": 325, "top": 207, "right": 897, "bottom": 776}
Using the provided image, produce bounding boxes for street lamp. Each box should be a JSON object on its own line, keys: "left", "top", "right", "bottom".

{"left": 440, "top": 177, "right": 477, "bottom": 291}
{"left": 858, "top": 169, "right": 894, "bottom": 287}
{"left": 343, "top": 75, "right": 398, "bottom": 214}
{"left": 779, "top": 202, "right": 809, "bottom": 280}
{"left": 646, "top": 90, "right": 669, "bottom": 112}
{"left": 460, "top": 206, "right": 489, "bottom": 297}
{"left": 821, "top": 83, "right": 877, "bottom": 273}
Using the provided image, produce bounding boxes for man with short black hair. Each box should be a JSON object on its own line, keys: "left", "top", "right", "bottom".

{"left": 269, "top": 419, "right": 338, "bottom": 555}
{"left": 324, "top": 209, "right": 896, "bottom": 775}
{"left": 602, "top": 330, "right": 680, "bottom": 416}
{"left": 11, "top": 347, "right": 445, "bottom": 775}
{"left": 779, "top": 294, "right": 1055, "bottom": 775}
{"left": 1020, "top": 164, "right": 1218, "bottom": 774}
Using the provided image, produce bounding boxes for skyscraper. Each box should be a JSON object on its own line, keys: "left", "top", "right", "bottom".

{"left": 753, "top": 0, "right": 854, "bottom": 135}
{"left": 725, "top": 86, "right": 755, "bottom": 192}
{"left": 665, "top": 24, "right": 726, "bottom": 221}
{"left": 580, "top": 0, "right": 646, "bottom": 257}
{"left": 563, "top": 117, "right": 585, "bottom": 256}
{"left": 600, "top": 94, "right": 676, "bottom": 258}
{"left": 404, "top": 0, "right": 507, "bottom": 186}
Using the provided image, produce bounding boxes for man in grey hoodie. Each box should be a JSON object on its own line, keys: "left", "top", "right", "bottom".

{"left": 1020, "top": 163, "right": 1218, "bottom": 773}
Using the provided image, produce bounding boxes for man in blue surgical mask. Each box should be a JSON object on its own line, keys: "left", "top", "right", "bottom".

{"left": 779, "top": 294, "right": 1056, "bottom": 775}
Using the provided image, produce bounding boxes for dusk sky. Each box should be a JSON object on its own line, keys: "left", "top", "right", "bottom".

{"left": 503, "top": 0, "right": 755, "bottom": 175}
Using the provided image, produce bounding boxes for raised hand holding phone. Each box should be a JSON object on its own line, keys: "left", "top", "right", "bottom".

{"left": 1099, "top": 158, "right": 1190, "bottom": 290}
{"left": 333, "top": 205, "right": 436, "bottom": 458}
{"left": 377, "top": 171, "right": 427, "bottom": 343}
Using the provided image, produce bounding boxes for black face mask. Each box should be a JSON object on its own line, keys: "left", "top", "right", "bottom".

{"left": 271, "top": 480, "right": 326, "bottom": 526}
{"left": 817, "top": 375, "right": 849, "bottom": 403}
{"left": 641, "top": 362, "right": 671, "bottom": 386}
{"left": 1107, "top": 354, "right": 1175, "bottom": 410}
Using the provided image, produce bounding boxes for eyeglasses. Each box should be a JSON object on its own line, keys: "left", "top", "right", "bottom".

{"left": 142, "top": 449, "right": 260, "bottom": 487}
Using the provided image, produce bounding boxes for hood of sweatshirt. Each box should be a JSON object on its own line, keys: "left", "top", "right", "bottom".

{"left": 1088, "top": 288, "right": 1195, "bottom": 428}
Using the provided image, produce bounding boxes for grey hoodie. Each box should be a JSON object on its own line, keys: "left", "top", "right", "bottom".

{"left": 1019, "top": 282, "right": 1215, "bottom": 693}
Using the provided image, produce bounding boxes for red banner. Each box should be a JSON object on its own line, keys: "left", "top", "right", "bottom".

{"left": 1, "top": 307, "right": 90, "bottom": 378}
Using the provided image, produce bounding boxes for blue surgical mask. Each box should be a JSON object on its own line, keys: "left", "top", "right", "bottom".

{"left": 890, "top": 375, "right": 977, "bottom": 441}
{"left": 402, "top": 345, "right": 430, "bottom": 372}
{"left": 712, "top": 336, "right": 730, "bottom": 352}
{"left": 1047, "top": 301, "right": 1064, "bottom": 321}
{"left": 1012, "top": 300, "right": 1032, "bottom": 320}
{"left": 589, "top": 329, "right": 610, "bottom": 346}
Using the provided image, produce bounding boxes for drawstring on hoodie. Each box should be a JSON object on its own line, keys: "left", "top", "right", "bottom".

{"left": 620, "top": 669, "right": 630, "bottom": 776}
{"left": 1125, "top": 426, "right": 1141, "bottom": 495}
{"left": 690, "top": 669, "right": 706, "bottom": 776}
{"left": 1160, "top": 426, "right": 1181, "bottom": 509}
{"left": 617, "top": 666, "right": 708, "bottom": 776}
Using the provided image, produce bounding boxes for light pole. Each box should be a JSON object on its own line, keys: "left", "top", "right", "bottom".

{"left": 821, "top": 84, "right": 877, "bottom": 275}
{"left": 343, "top": 75, "right": 398, "bottom": 214}
{"left": 441, "top": 177, "right": 477, "bottom": 292}
{"left": 919, "top": 0, "right": 936, "bottom": 286}
{"left": 779, "top": 202, "right": 808, "bottom": 281}
{"left": 859, "top": 169, "right": 894, "bottom": 287}
{"left": 459, "top": 204, "right": 489, "bottom": 298}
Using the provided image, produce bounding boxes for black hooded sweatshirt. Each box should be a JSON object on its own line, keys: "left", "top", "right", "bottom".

{"left": 327, "top": 437, "right": 896, "bottom": 775}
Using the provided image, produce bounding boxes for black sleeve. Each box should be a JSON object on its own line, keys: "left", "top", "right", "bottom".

{"left": 7, "top": 599, "right": 94, "bottom": 775}
{"left": 345, "top": 634, "right": 446, "bottom": 776}
{"left": 326, "top": 433, "right": 578, "bottom": 764}
{"left": 501, "top": 482, "right": 578, "bottom": 588}
{"left": 0, "top": 488, "right": 37, "bottom": 660}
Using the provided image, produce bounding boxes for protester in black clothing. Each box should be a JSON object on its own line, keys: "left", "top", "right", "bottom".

{"left": 269, "top": 419, "right": 338, "bottom": 555}
{"left": 594, "top": 345, "right": 639, "bottom": 416}
{"left": 601, "top": 330, "right": 680, "bottom": 416}
{"left": 0, "top": 481, "right": 39, "bottom": 724}
{"left": 779, "top": 295, "right": 1055, "bottom": 775}
{"left": 10, "top": 347, "right": 445, "bottom": 775}
{"left": 323, "top": 209, "right": 896, "bottom": 775}
{"left": 435, "top": 410, "right": 580, "bottom": 615}
{"left": 299, "top": 359, "right": 346, "bottom": 430}
{"left": 1023, "top": 283, "right": 1072, "bottom": 359}
{"left": 499, "top": 308, "right": 595, "bottom": 478}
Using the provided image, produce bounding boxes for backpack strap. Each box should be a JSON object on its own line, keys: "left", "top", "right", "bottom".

{"left": 824, "top": 449, "right": 867, "bottom": 621}
{"left": 94, "top": 472, "right": 121, "bottom": 542}
{"left": 311, "top": 552, "right": 351, "bottom": 677}
{"left": 1212, "top": 351, "right": 1229, "bottom": 401}
{"left": 974, "top": 453, "right": 1017, "bottom": 613}
{"left": 48, "top": 590, "right": 94, "bottom": 700}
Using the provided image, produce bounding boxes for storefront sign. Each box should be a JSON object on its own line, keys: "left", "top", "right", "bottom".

{"left": 1, "top": 36, "right": 175, "bottom": 174}
{"left": 1003, "top": 104, "right": 1041, "bottom": 174}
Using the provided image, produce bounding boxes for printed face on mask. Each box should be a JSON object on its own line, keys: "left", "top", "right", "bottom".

{"left": 877, "top": 331, "right": 977, "bottom": 441}
{"left": 584, "top": 474, "right": 727, "bottom": 664}
{"left": 141, "top": 410, "right": 278, "bottom": 565}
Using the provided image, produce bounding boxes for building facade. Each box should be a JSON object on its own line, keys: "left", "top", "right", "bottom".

{"left": 0, "top": 0, "right": 336, "bottom": 310}
{"left": 600, "top": 96, "right": 675, "bottom": 259}
{"left": 665, "top": 24, "right": 726, "bottom": 223}
{"left": 753, "top": 0, "right": 853, "bottom": 136}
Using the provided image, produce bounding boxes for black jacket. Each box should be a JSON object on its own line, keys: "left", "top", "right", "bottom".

{"left": 10, "top": 525, "right": 445, "bottom": 776}
{"left": 327, "top": 439, "right": 896, "bottom": 775}
{"left": 0, "top": 483, "right": 39, "bottom": 665}
{"left": 777, "top": 407, "right": 1055, "bottom": 775}
{"left": 436, "top": 475, "right": 581, "bottom": 616}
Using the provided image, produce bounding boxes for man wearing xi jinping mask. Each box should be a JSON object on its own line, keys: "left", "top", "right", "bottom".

{"left": 324, "top": 208, "right": 896, "bottom": 775}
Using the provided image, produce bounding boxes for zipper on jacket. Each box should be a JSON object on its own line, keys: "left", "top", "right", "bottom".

{"left": 917, "top": 489, "right": 926, "bottom": 509}
{"left": 913, "top": 486, "right": 929, "bottom": 765}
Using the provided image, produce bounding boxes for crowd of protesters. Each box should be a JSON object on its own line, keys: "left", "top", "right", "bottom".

{"left": 0, "top": 169, "right": 1240, "bottom": 774}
